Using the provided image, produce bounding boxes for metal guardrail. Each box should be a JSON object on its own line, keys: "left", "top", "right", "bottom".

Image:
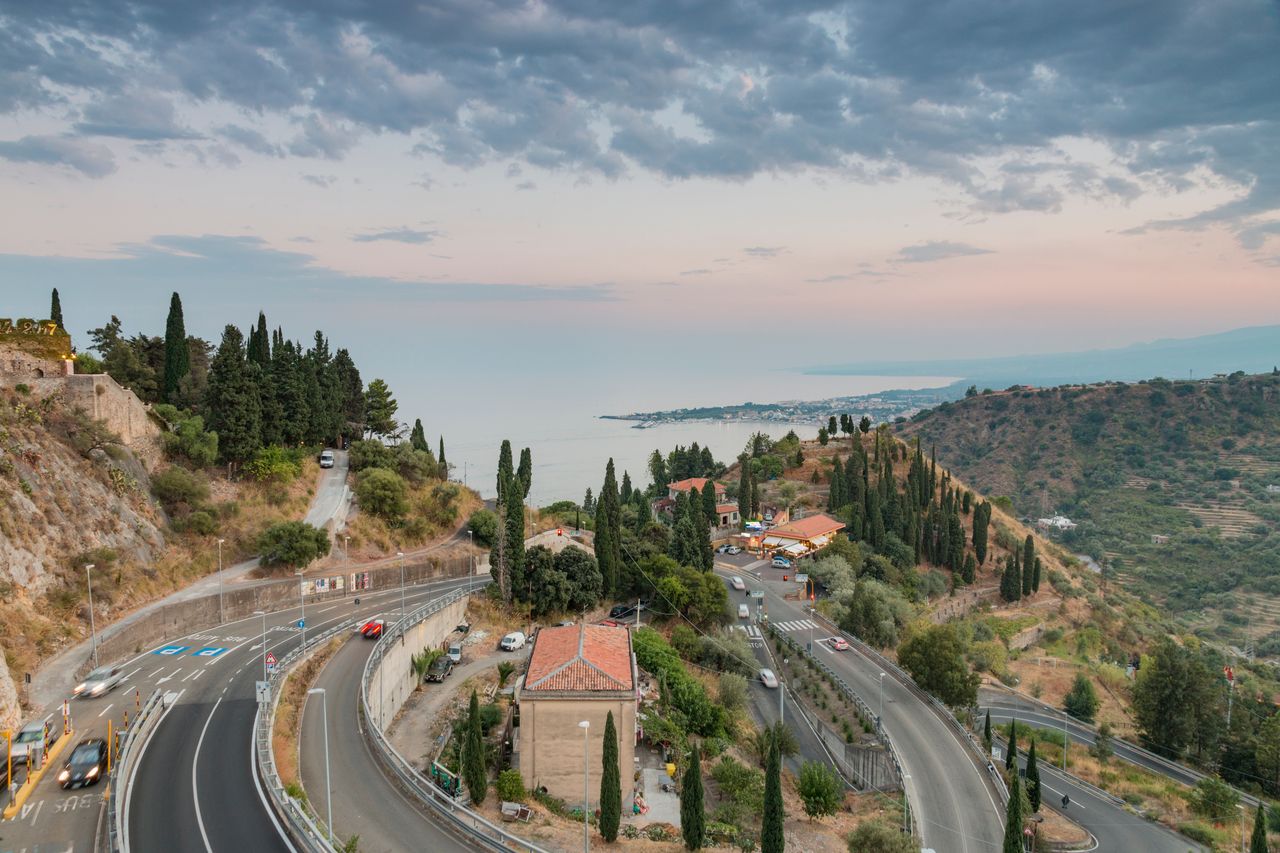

{"left": 359, "top": 583, "right": 552, "bottom": 853}
{"left": 108, "top": 688, "right": 165, "bottom": 852}
{"left": 253, "top": 618, "right": 358, "bottom": 853}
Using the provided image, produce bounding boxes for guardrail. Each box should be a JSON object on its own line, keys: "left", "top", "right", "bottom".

{"left": 107, "top": 688, "right": 165, "bottom": 852}
{"left": 253, "top": 618, "right": 358, "bottom": 853}
{"left": 765, "top": 623, "right": 915, "bottom": 837}
{"left": 360, "top": 584, "right": 552, "bottom": 853}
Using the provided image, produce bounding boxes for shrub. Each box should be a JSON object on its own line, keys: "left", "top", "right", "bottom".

{"left": 1177, "top": 821, "right": 1217, "bottom": 846}
{"left": 496, "top": 769, "right": 525, "bottom": 802}
{"left": 468, "top": 509, "right": 499, "bottom": 546}
{"left": 479, "top": 702, "right": 503, "bottom": 735}
{"left": 348, "top": 439, "right": 393, "bottom": 472}
{"left": 258, "top": 521, "right": 331, "bottom": 569}
{"left": 497, "top": 661, "right": 515, "bottom": 687}
{"left": 1189, "top": 776, "right": 1238, "bottom": 821}
{"left": 356, "top": 467, "right": 408, "bottom": 520}
{"left": 244, "top": 445, "right": 303, "bottom": 483}
{"left": 176, "top": 510, "right": 219, "bottom": 535}
{"left": 151, "top": 466, "right": 209, "bottom": 514}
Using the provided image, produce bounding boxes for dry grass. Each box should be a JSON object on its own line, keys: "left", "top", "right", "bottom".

{"left": 272, "top": 635, "right": 346, "bottom": 789}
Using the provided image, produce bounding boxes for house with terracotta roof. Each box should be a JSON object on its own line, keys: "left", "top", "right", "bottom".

{"left": 666, "top": 477, "right": 727, "bottom": 501}
{"left": 517, "top": 624, "right": 637, "bottom": 807}
{"left": 658, "top": 478, "right": 739, "bottom": 527}
{"left": 760, "top": 513, "right": 846, "bottom": 558}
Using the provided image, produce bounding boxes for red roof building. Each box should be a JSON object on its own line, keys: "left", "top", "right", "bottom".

{"left": 666, "top": 478, "right": 726, "bottom": 500}
{"left": 761, "top": 513, "right": 846, "bottom": 556}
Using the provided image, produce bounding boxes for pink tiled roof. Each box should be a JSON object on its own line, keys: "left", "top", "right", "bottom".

{"left": 525, "top": 624, "right": 633, "bottom": 692}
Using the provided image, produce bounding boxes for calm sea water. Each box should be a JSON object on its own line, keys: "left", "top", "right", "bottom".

{"left": 415, "top": 370, "right": 953, "bottom": 505}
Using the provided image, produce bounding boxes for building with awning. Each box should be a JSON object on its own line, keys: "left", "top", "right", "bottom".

{"left": 759, "top": 513, "right": 846, "bottom": 557}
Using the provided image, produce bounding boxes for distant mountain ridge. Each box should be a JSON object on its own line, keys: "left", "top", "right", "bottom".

{"left": 806, "top": 324, "right": 1280, "bottom": 388}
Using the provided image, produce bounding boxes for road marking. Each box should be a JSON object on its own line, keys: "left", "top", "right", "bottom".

{"left": 192, "top": 692, "right": 226, "bottom": 853}
{"left": 123, "top": 688, "right": 183, "bottom": 853}
{"left": 148, "top": 666, "right": 164, "bottom": 677}
{"left": 1042, "top": 782, "right": 1086, "bottom": 810}
{"left": 117, "top": 666, "right": 141, "bottom": 685}
{"left": 152, "top": 644, "right": 190, "bottom": 656}
{"left": 98, "top": 702, "right": 115, "bottom": 717}
{"left": 249, "top": 703, "right": 300, "bottom": 853}
{"left": 182, "top": 669, "right": 205, "bottom": 682}
{"left": 156, "top": 667, "right": 182, "bottom": 685}
{"left": 18, "top": 797, "right": 45, "bottom": 825}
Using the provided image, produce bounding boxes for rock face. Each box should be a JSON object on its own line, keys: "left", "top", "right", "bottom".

{"left": 0, "top": 653, "right": 17, "bottom": 733}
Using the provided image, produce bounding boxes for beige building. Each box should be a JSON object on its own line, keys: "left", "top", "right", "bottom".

{"left": 518, "top": 624, "right": 637, "bottom": 808}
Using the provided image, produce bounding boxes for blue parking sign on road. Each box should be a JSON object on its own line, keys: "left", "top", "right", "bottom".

{"left": 154, "top": 645, "right": 189, "bottom": 656}
{"left": 193, "top": 647, "right": 228, "bottom": 658}
{"left": 297, "top": 619, "right": 305, "bottom": 629}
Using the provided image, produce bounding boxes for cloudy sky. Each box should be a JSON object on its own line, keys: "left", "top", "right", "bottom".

{"left": 3, "top": 0, "right": 1278, "bottom": 374}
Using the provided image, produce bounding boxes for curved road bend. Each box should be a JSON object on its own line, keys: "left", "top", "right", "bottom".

{"left": 126, "top": 576, "right": 471, "bottom": 853}
{"left": 299, "top": 635, "right": 473, "bottom": 853}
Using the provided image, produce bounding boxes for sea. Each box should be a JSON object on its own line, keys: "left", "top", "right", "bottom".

{"left": 415, "top": 368, "right": 953, "bottom": 506}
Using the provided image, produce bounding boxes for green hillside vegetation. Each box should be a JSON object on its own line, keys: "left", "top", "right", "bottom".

{"left": 898, "top": 372, "right": 1280, "bottom": 649}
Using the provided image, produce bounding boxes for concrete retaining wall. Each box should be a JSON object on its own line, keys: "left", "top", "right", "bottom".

{"left": 366, "top": 594, "right": 470, "bottom": 732}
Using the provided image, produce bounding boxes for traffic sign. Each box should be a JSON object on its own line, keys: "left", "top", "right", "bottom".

{"left": 1224, "top": 664, "right": 1234, "bottom": 683}
{"left": 256, "top": 682, "right": 271, "bottom": 705}
{"left": 265, "top": 652, "right": 277, "bottom": 671}
{"left": 297, "top": 619, "right": 305, "bottom": 629}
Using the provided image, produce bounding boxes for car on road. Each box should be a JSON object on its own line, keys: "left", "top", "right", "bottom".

{"left": 8, "top": 720, "right": 52, "bottom": 764}
{"left": 727, "top": 546, "right": 742, "bottom": 554}
{"left": 425, "top": 655, "right": 454, "bottom": 682}
{"left": 499, "top": 631, "right": 526, "bottom": 651}
{"left": 737, "top": 603, "right": 750, "bottom": 619}
{"left": 446, "top": 643, "right": 463, "bottom": 663}
{"left": 730, "top": 576, "right": 745, "bottom": 591}
{"left": 609, "top": 603, "right": 637, "bottom": 619}
{"left": 58, "top": 739, "right": 107, "bottom": 789}
{"left": 319, "top": 450, "right": 335, "bottom": 468}
{"left": 716, "top": 544, "right": 730, "bottom": 554}
{"left": 827, "top": 637, "right": 850, "bottom": 651}
{"left": 771, "top": 556, "right": 793, "bottom": 569}
{"left": 74, "top": 665, "right": 124, "bottom": 698}
{"left": 360, "top": 618, "right": 385, "bottom": 639}
{"left": 759, "top": 668, "right": 779, "bottom": 689}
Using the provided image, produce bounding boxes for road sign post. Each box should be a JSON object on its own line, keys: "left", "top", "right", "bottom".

{"left": 266, "top": 652, "right": 278, "bottom": 674}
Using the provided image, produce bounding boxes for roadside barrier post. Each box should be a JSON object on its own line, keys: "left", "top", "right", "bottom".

{"left": 107, "top": 721, "right": 113, "bottom": 774}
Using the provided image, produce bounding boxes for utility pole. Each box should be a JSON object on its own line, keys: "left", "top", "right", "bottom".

{"left": 1063, "top": 708, "right": 1068, "bottom": 771}
{"left": 85, "top": 564, "right": 98, "bottom": 669}
{"left": 217, "top": 538, "right": 226, "bottom": 624}
{"left": 297, "top": 570, "right": 307, "bottom": 650}
{"left": 397, "top": 551, "right": 406, "bottom": 622}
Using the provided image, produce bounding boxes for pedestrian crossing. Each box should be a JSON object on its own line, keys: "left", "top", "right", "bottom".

{"left": 734, "top": 624, "right": 763, "bottom": 639}
{"left": 772, "top": 618, "right": 819, "bottom": 633}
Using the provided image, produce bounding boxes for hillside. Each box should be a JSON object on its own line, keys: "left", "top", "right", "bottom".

{"left": 896, "top": 372, "right": 1280, "bottom": 649}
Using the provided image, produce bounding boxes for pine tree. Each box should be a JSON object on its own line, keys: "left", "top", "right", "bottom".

{"left": 678, "top": 744, "right": 704, "bottom": 850}
{"left": 1002, "top": 770, "right": 1024, "bottom": 853}
{"left": 583, "top": 487, "right": 594, "bottom": 514}
{"left": 464, "top": 690, "right": 487, "bottom": 805}
{"left": 827, "top": 415, "right": 837, "bottom": 435}
{"left": 984, "top": 709, "right": 993, "bottom": 754}
{"left": 1026, "top": 739, "right": 1041, "bottom": 812}
{"left": 762, "top": 735, "right": 784, "bottom": 853}
{"left": 600, "top": 711, "right": 621, "bottom": 842}
{"left": 1005, "top": 718, "right": 1018, "bottom": 773}
{"left": 817, "top": 427, "right": 829, "bottom": 445}
{"left": 162, "top": 292, "right": 190, "bottom": 403}
{"left": 620, "top": 471, "right": 633, "bottom": 503}
{"left": 50, "top": 288, "right": 63, "bottom": 330}
{"left": 205, "top": 325, "right": 261, "bottom": 465}
{"left": 332, "top": 348, "right": 364, "bottom": 441}
{"left": 410, "top": 418, "right": 429, "bottom": 451}
{"left": 1252, "top": 804, "right": 1269, "bottom": 853}
{"left": 363, "top": 378, "right": 398, "bottom": 438}
{"left": 517, "top": 447, "right": 533, "bottom": 498}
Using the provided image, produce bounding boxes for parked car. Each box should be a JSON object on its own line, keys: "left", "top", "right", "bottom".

{"left": 8, "top": 720, "right": 52, "bottom": 764}
{"left": 737, "top": 603, "right": 750, "bottom": 619}
{"left": 609, "top": 604, "right": 637, "bottom": 620}
{"left": 425, "top": 656, "right": 454, "bottom": 682}
{"left": 319, "top": 450, "right": 335, "bottom": 468}
{"left": 716, "top": 544, "right": 730, "bottom": 554}
{"left": 730, "top": 576, "right": 745, "bottom": 591}
{"left": 455, "top": 622, "right": 471, "bottom": 635}
{"left": 771, "top": 556, "right": 793, "bottom": 569}
{"left": 58, "top": 739, "right": 107, "bottom": 789}
{"left": 759, "top": 668, "right": 779, "bottom": 689}
{"left": 827, "top": 637, "right": 850, "bottom": 651}
{"left": 74, "top": 665, "right": 124, "bottom": 698}
{"left": 727, "top": 546, "right": 742, "bottom": 555}
{"left": 360, "top": 618, "right": 385, "bottom": 639}
{"left": 499, "top": 631, "right": 526, "bottom": 651}
{"left": 446, "top": 643, "right": 462, "bottom": 664}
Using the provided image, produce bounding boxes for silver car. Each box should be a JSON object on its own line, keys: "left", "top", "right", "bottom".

{"left": 75, "top": 665, "right": 124, "bottom": 698}
{"left": 8, "top": 720, "right": 52, "bottom": 763}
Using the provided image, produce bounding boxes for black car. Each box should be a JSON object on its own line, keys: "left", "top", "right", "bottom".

{"left": 608, "top": 604, "right": 636, "bottom": 619}
{"left": 58, "top": 738, "right": 107, "bottom": 789}
{"left": 425, "top": 655, "right": 453, "bottom": 682}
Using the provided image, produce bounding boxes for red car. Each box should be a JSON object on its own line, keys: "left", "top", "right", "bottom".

{"left": 360, "top": 618, "right": 385, "bottom": 639}
{"left": 827, "top": 637, "right": 850, "bottom": 651}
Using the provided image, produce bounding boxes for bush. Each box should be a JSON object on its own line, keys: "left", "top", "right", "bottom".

{"left": 176, "top": 510, "right": 219, "bottom": 535}
{"left": 258, "top": 521, "right": 331, "bottom": 569}
{"left": 1177, "top": 821, "right": 1217, "bottom": 846}
{"left": 244, "top": 445, "right": 304, "bottom": 483}
{"left": 468, "top": 509, "right": 499, "bottom": 547}
{"left": 356, "top": 467, "right": 408, "bottom": 520}
{"left": 154, "top": 404, "right": 218, "bottom": 467}
{"left": 151, "top": 466, "right": 209, "bottom": 514}
{"left": 348, "top": 439, "right": 393, "bottom": 472}
{"left": 496, "top": 769, "right": 525, "bottom": 802}
{"left": 1189, "top": 776, "right": 1238, "bottom": 821}
{"left": 479, "top": 702, "right": 503, "bottom": 735}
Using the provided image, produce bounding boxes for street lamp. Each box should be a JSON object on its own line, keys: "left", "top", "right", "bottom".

{"left": 1238, "top": 804, "right": 1246, "bottom": 853}
{"left": 879, "top": 672, "right": 886, "bottom": 728}
{"left": 344, "top": 535, "right": 350, "bottom": 561}
{"left": 902, "top": 773, "right": 911, "bottom": 834}
{"left": 85, "top": 564, "right": 98, "bottom": 668}
{"left": 466, "top": 531, "right": 475, "bottom": 590}
{"left": 308, "top": 688, "right": 333, "bottom": 843}
{"left": 578, "top": 720, "right": 591, "bottom": 852}
{"left": 254, "top": 610, "right": 267, "bottom": 681}
{"left": 216, "top": 538, "right": 226, "bottom": 624}
{"left": 397, "top": 551, "right": 406, "bottom": 622}
{"left": 296, "top": 570, "right": 307, "bottom": 650}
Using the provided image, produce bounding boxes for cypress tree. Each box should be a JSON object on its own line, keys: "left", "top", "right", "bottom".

{"left": 859, "top": 415, "right": 871, "bottom": 434}
{"left": 583, "top": 487, "right": 594, "bottom": 514}
{"left": 620, "top": 471, "right": 633, "bottom": 503}
{"left": 1026, "top": 739, "right": 1041, "bottom": 813}
{"left": 1023, "top": 535, "right": 1035, "bottom": 581}
{"left": 205, "top": 325, "right": 261, "bottom": 465}
{"left": 496, "top": 441, "right": 514, "bottom": 502}
{"left": 1021, "top": 547, "right": 1034, "bottom": 597}
{"left": 974, "top": 502, "right": 990, "bottom": 565}
{"left": 162, "top": 292, "right": 190, "bottom": 403}
{"left": 517, "top": 447, "right": 533, "bottom": 498}
{"left": 762, "top": 736, "right": 784, "bottom": 853}
{"left": 600, "top": 711, "right": 621, "bottom": 842}
{"left": 1032, "top": 557, "right": 1042, "bottom": 593}
{"left": 701, "top": 481, "right": 717, "bottom": 528}
{"left": 962, "top": 553, "right": 977, "bottom": 585}
{"left": 984, "top": 709, "right": 993, "bottom": 754}
{"left": 829, "top": 456, "right": 844, "bottom": 510}
{"left": 1002, "top": 771, "right": 1024, "bottom": 853}
{"left": 749, "top": 471, "right": 760, "bottom": 518}
{"left": 1005, "top": 719, "right": 1018, "bottom": 773}
{"left": 505, "top": 475, "right": 525, "bottom": 600}
{"left": 738, "top": 456, "right": 751, "bottom": 520}
{"left": 464, "top": 690, "right": 487, "bottom": 805}
{"left": 633, "top": 491, "right": 652, "bottom": 531}
{"left": 594, "top": 460, "right": 621, "bottom": 596}
{"left": 680, "top": 744, "right": 705, "bottom": 850}
{"left": 438, "top": 436, "right": 448, "bottom": 478}
{"left": 1000, "top": 557, "right": 1020, "bottom": 602}
{"left": 827, "top": 415, "right": 837, "bottom": 435}
{"left": 1252, "top": 805, "right": 1269, "bottom": 853}
{"left": 247, "top": 311, "right": 269, "bottom": 366}
{"left": 817, "top": 426, "right": 829, "bottom": 445}
{"left": 410, "top": 418, "right": 429, "bottom": 451}
{"left": 50, "top": 288, "right": 63, "bottom": 329}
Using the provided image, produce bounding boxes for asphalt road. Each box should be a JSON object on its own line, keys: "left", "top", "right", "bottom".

{"left": 720, "top": 558, "right": 1006, "bottom": 853}
{"left": 304, "top": 450, "right": 350, "bottom": 529}
{"left": 298, "top": 630, "right": 474, "bottom": 853}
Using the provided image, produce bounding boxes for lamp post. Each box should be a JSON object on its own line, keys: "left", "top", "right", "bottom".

{"left": 902, "top": 773, "right": 911, "bottom": 834}
{"left": 216, "top": 538, "right": 226, "bottom": 624}
{"left": 307, "top": 688, "right": 333, "bottom": 843}
{"left": 255, "top": 610, "right": 267, "bottom": 681}
{"left": 1238, "top": 804, "right": 1246, "bottom": 853}
{"left": 397, "top": 551, "right": 406, "bottom": 623}
{"left": 85, "top": 564, "right": 98, "bottom": 669}
{"left": 296, "top": 570, "right": 307, "bottom": 650}
{"left": 879, "top": 672, "right": 886, "bottom": 728}
{"left": 466, "top": 531, "right": 474, "bottom": 590}
{"left": 344, "top": 535, "right": 350, "bottom": 561}
{"left": 1062, "top": 708, "right": 1068, "bottom": 771}
{"left": 578, "top": 720, "right": 591, "bottom": 852}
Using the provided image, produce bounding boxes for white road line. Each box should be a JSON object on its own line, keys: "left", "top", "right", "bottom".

{"left": 249, "top": 702, "right": 300, "bottom": 853}
{"left": 118, "top": 667, "right": 141, "bottom": 685}
{"left": 192, "top": 691, "right": 225, "bottom": 853}
{"left": 148, "top": 666, "right": 164, "bottom": 678}
{"left": 123, "top": 688, "right": 183, "bottom": 853}
{"left": 98, "top": 703, "right": 115, "bottom": 718}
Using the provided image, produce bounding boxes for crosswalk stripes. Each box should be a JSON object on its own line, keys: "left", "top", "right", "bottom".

{"left": 733, "top": 624, "right": 763, "bottom": 639}
{"left": 772, "top": 619, "right": 819, "bottom": 633}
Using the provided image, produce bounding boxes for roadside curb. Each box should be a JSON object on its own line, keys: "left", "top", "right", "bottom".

{"left": 2, "top": 729, "right": 74, "bottom": 820}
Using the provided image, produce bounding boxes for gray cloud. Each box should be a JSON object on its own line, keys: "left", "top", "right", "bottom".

{"left": 0, "top": 134, "right": 116, "bottom": 177}
{"left": 680, "top": 268, "right": 713, "bottom": 276}
{"left": 895, "top": 241, "right": 993, "bottom": 264}
{"left": 300, "top": 174, "right": 337, "bottom": 188}
{"left": 352, "top": 228, "right": 439, "bottom": 244}
{"left": 743, "top": 246, "right": 786, "bottom": 259}
{"left": 74, "top": 92, "right": 199, "bottom": 140}
{"left": 219, "top": 124, "right": 283, "bottom": 157}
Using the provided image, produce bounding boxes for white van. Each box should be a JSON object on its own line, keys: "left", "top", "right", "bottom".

{"left": 730, "top": 576, "right": 745, "bottom": 591}
{"left": 737, "top": 603, "right": 750, "bottom": 619}
{"left": 500, "top": 632, "right": 526, "bottom": 651}
{"left": 447, "top": 643, "right": 462, "bottom": 663}
{"left": 319, "top": 450, "right": 335, "bottom": 469}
